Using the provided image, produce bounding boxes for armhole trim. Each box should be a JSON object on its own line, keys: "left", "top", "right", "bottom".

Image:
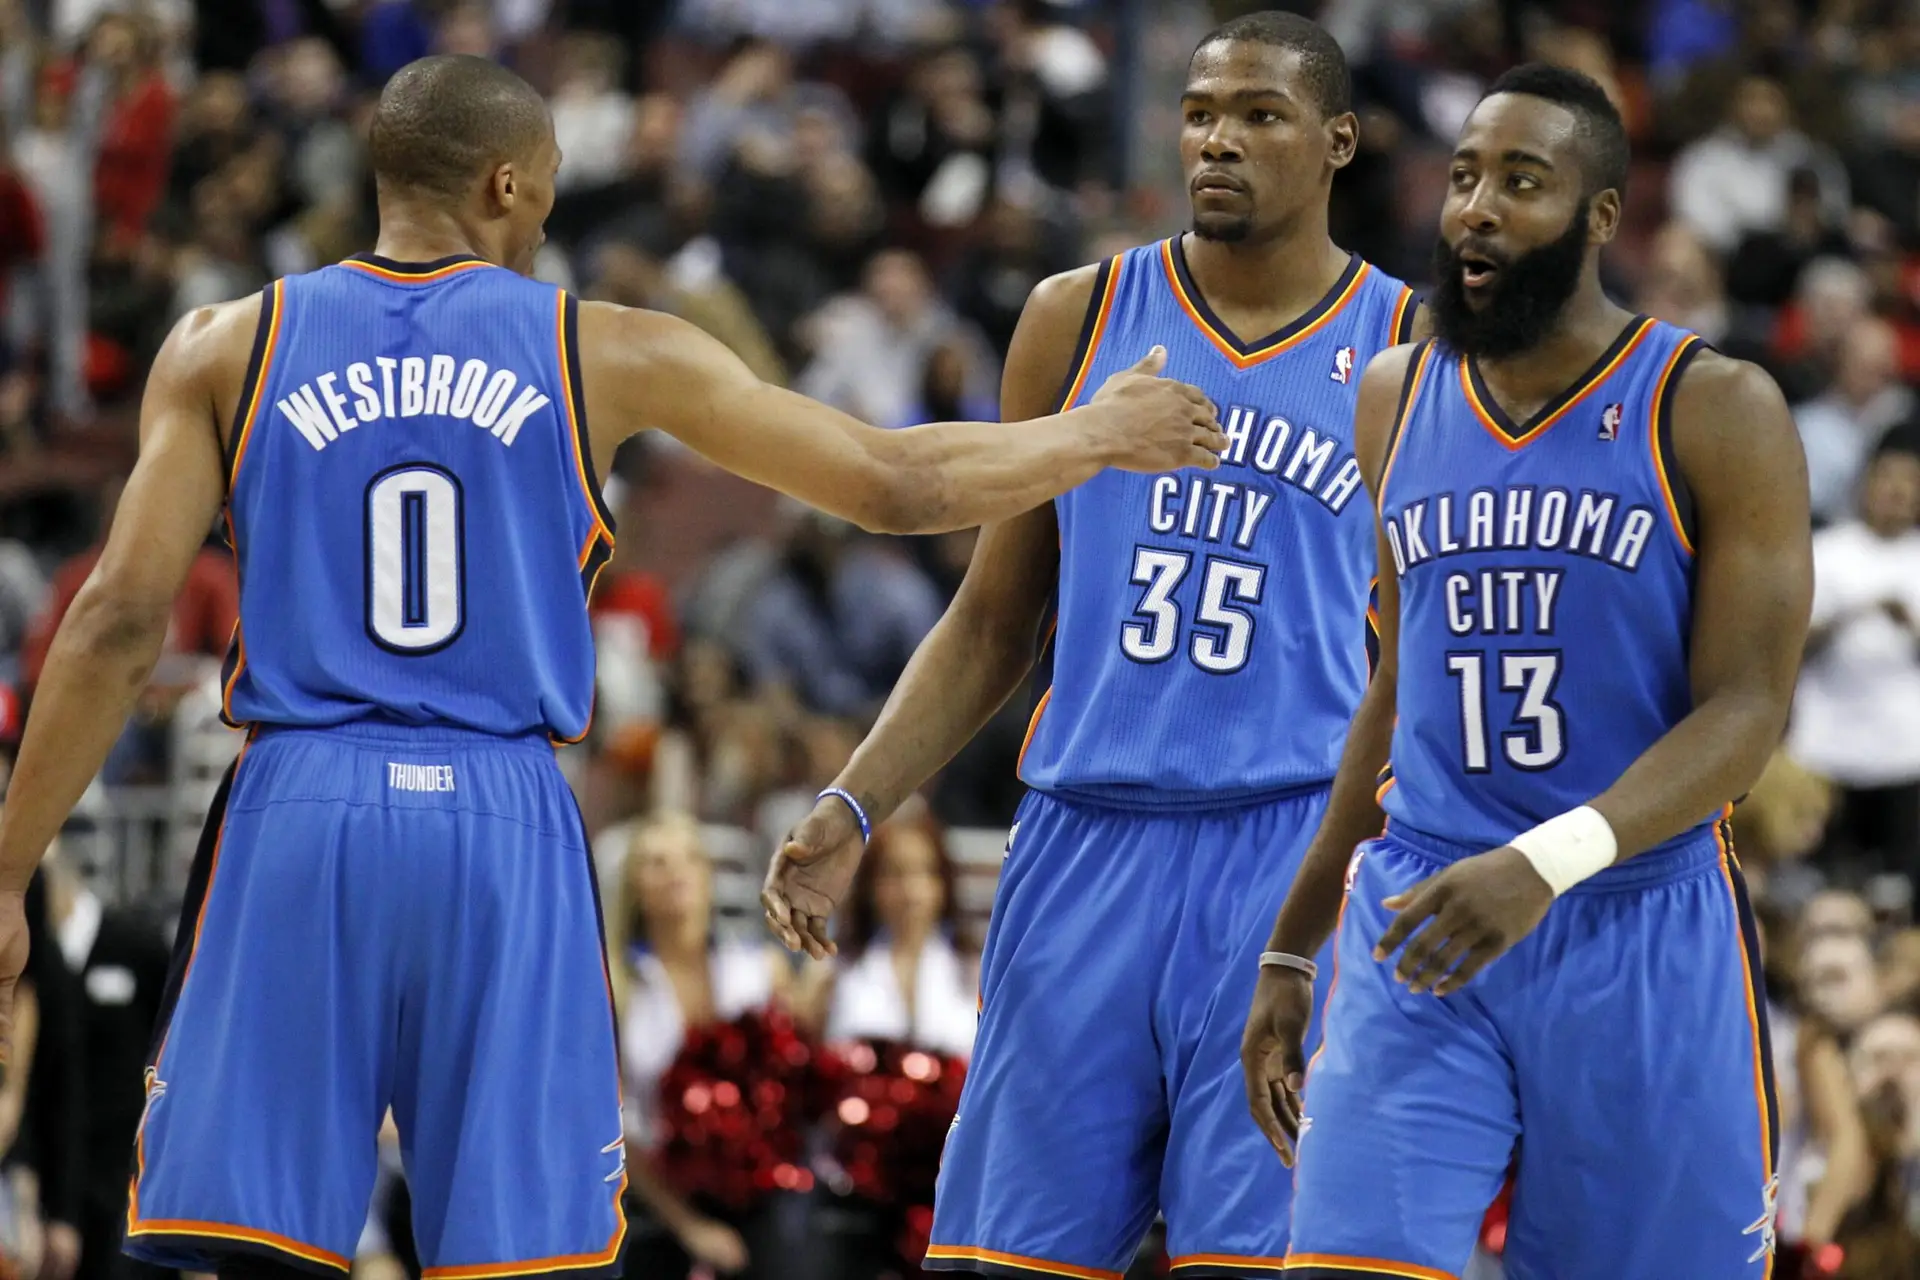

{"left": 1389, "top": 286, "right": 1421, "bottom": 346}
{"left": 1052, "top": 255, "right": 1123, "bottom": 413}
{"left": 1376, "top": 340, "right": 1435, "bottom": 502}
{"left": 1651, "top": 335, "right": 1708, "bottom": 557}
{"left": 558, "top": 291, "right": 617, "bottom": 551}
{"left": 226, "top": 280, "right": 284, "bottom": 490}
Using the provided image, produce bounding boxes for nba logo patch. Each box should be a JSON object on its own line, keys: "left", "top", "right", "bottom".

{"left": 1331, "top": 346, "right": 1355, "bottom": 384}
{"left": 1598, "top": 403, "right": 1623, "bottom": 441}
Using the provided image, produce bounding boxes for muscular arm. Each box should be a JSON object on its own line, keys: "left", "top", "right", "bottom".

{"left": 578, "top": 300, "right": 1220, "bottom": 536}
{"left": 1586, "top": 354, "right": 1813, "bottom": 856}
{"left": 815, "top": 269, "right": 1093, "bottom": 825}
{"left": 1263, "top": 344, "right": 1414, "bottom": 962}
{"left": 0, "top": 302, "right": 243, "bottom": 893}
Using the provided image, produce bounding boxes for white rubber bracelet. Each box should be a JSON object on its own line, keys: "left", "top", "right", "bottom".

{"left": 1510, "top": 806, "right": 1618, "bottom": 896}
{"left": 1259, "top": 951, "right": 1318, "bottom": 981}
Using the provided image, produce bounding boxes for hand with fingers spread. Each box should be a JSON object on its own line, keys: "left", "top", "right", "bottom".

{"left": 761, "top": 795, "right": 866, "bottom": 960}
{"left": 1089, "top": 346, "right": 1227, "bottom": 475}
{"left": 1373, "top": 846, "right": 1555, "bottom": 997}
{"left": 1240, "top": 965, "right": 1315, "bottom": 1167}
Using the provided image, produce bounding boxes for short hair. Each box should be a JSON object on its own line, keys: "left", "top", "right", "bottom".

{"left": 1481, "top": 62, "right": 1630, "bottom": 198}
{"left": 369, "top": 55, "right": 551, "bottom": 200}
{"left": 1192, "top": 10, "right": 1351, "bottom": 119}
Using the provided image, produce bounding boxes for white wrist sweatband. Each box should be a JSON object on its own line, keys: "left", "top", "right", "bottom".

{"left": 1509, "top": 806, "right": 1618, "bottom": 896}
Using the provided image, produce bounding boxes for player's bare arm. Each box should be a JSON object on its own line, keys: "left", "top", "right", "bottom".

{"left": 759, "top": 266, "right": 1097, "bottom": 958}
{"left": 576, "top": 299, "right": 1224, "bottom": 537}
{"left": 0, "top": 298, "right": 252, "bottom": 1053}
{"left": 1240, "top": 340, "right": 1415, "bottom": 1163}
{"left": 1378, "top": 352, "right": 1813, "bottom": 997}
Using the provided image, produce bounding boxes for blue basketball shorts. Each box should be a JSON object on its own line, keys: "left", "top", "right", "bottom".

{"left": 1287, "top": 821, "right": 1779, "bottom": 1280}
{"left": 124, "top": 723, "right": 627, "bottom": 1279}
{"left": 926, "top": 786, "right": 1335, "bottom": 1280}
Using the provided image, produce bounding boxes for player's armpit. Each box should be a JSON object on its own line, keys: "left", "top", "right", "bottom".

{"left": 575, "top": 301, "right": 1224, "bottom": 535}
{"left": 1587, "top": 352, "right": 1813, "bottom": 860}
{"left": 0, "top": 303, "right": 239, "bottom": 893}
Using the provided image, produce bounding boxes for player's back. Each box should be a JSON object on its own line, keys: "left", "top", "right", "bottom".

{"left": 1378, "top": 318, "right": 1717, "bottom": 857}
{"left": 222, "top": 254, "right": 614, "bottom": 741}
{"left": 1019, "top": 238, "right": 1417, "bottom": 808}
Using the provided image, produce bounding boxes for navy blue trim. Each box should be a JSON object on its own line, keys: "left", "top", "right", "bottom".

{"left": 1170, "top": 235, "right": 1363, "bottom": 357}
{"left": 1655, "top": 337, "right": 1708, "bottom": 552}
{"left": 145, "top": 756, "right": 238, "bottom": 1070}
{"left": 1282, "top": 1269, "right": 1424, "bottom": 1280}
{"left": 123, "top": 1229, "right": 349, "bottom": 1277}
{"left": 362, "top": 462, "right": 468, "bottom": 657}
{"left": 1464, "top": 315, "right": 1651, "bottom": 444}
{"left": 1052, "top": 257, "right": 1115, "bottom": 413}
{"left": 1725, "top": 827, "right": 1781, "bottom": 1174}
{"left": 562, "top": 293, "right": 617, "bottom": 537}
{"left": 225, "top": 283, "right": 278, "bottom": 485}
{"left": 1393, "top": 293, "right": 1424, "bottom": 345}
{"left": 579, "top": 530, "right": 613, "bottom": 601}
{"left": 344, "top": 252, "right": 490, "bottom": 276}
{"left": 1377, "top": 340, "right": 1430, "bottom": 493}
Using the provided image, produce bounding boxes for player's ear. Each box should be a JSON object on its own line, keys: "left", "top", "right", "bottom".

{"left": 488, "top": 162, "right": 517, "bottom": 213}
{"left": 1587, "top": 188, "right": 1622, "bottom": 245}
{"left": 1325, "top": 110, "right": 1358, "bottom": 171}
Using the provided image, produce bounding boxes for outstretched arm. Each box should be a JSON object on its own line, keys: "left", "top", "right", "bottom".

{"left": 758, "top": 268, "right": 1094, "bottom": 958}
{"left": 1241, "top": 342, "right": 1415, "bottom": 1162}
{"left": 1378, "top": 353, "right": 1813, "bottom": 994}
{"left": 578, "top": 301, "right": 1224, "bottom": 536}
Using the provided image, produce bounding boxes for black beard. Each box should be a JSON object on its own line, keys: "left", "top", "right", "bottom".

{"left": 1428, "top": 199, "right": 1590, "bottom": 359}
{"left": 1192, "top": 211, "right": 1253, "bottom": 243}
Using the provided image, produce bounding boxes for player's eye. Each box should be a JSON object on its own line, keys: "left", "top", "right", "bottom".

{"left": 1248, "top": 109, "right": 1278, "bottom": 124}
{"left": 1508, "top": 173, "right": 1540, "bottom": 192}
{"left": 1450, "top": 167, "right": 1475, "bottom": 188}
{"left": 1186, "top": 110, "right": 1211, "bottom": 126}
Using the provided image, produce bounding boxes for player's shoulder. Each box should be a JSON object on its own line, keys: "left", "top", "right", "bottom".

{"left": 170, "top": 290, "right": 266, "bottom": 357}
{"left": 1020, "top": 261, "right": 1112, "bottom": 334}
{"left": 1665, "top": 344, "right": 1805, "bottom": 494}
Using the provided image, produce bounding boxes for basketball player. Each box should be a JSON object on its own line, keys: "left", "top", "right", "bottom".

{"left": 0, "top": 55, "right": 1223, "bottom": 1280}
{"left": 762, "top": 15, "right": 1421, "bottom": 1277}
{"left": 1241, "top": 64, "right": 1811, "bottom": 1279}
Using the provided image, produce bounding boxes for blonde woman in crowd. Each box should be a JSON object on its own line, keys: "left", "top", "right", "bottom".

{"left": 611, "top": 813, "right": 792, "bottom": 1280}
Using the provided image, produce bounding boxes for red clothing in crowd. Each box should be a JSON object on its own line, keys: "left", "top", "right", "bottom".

{"left": 93, "top": 72, "right": 175, "bottom": 247}
{"left": 22, "top": 546, "right": 239, "bottom": 689}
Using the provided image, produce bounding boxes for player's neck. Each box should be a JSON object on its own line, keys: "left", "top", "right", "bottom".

{"left": 1179, "top": 227, "right": 1349, "bottom": 342}
{"left": 371, "top": 202, "right": 500, "bottom": 267}
{"left": 1472, "top": 284, "right": 1634, "bottom": 406}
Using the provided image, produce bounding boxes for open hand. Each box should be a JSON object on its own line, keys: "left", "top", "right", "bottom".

{"left": 1240, "top": 966, "right": 1315, "bottom": 1166}
{"left": 761, "top": 795, "right": 865, "bottom": 959}
{"left": 1091, "top": 347, "right": 1225, "bottom": 475}
{"left": 1373, "top": 846, "right": 1554, "bottom": 996}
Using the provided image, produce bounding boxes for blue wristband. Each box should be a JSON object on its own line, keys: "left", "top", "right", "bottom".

{"left": 818, "top": 787, "right": 871, "bottom": 844}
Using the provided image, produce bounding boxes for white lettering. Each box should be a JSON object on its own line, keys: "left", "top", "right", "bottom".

{"left": 316, "top": 372, "right": 357, "bottom": 436}
{"left": 1611, "top": 508, "right": 1656, "bottom": 570}
{"left": 1446, "top": 573, "right": 1474, "bottom": 635}
{"left": 1252, "top": 416, "right": 1292, "bottom": 473}
{"left": 490, "top": 386, "right": 550, "bottom": 446}
{"left": 278, "top": 385, "right": 337, "bottom": 450}
{"left": 1502, "top": 488, "right": 1533, "bottom": 548}
{"left": 1534, "top": 571, "right": 1562, "bottom": 633}
{"left": 347, "top": 362, "right": 381, "bottom": 422}
{"left": 1436, "top": 494, "right": 1460, "bottom": 554}
{"left": 400, "top": 357, "right": 427, "bottom": 416}
{"left": 1283, "top": 429, "right": 1336, "bottom": 489}
{"left": 472, "top": 369, "right": 518, "bottom": 430}
{"left": 1468, "top": 489, "right": 1496, "bottom": 549}
{"left": 450, "top": 358, "right": 488, "bottom": 419}
{"left": 1205, "top": 481, "right": 1235, "bottom": 542}
{"left": 1570, "top": 491, "right": 1616, "bottom": 557}
{"left": 376, "top": 356, "right": 398, "bottom": 419}
{"left": 1536, "top": 489, "right": 1569, "bottom": 549}
{"left": 425, "top": 355, "right": 456, "bottom": 416}
{"left": 1319, "top": 457, "right": 1363, "bottom": 514}
{"left": 1222, "top": 405, "right": 1255, "bottom": 466}
{"left": 1150, "top": 475, "right": 1179, "bottom": 533}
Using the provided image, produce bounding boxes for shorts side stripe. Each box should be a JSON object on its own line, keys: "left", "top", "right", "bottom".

{"left": 1282, "top": 1253, "right": 1456, "bottom": 1280}
{"left": 1716, "top": 820, "right": 1779, "bottom": 1279}
{"left": 1170, "top": 1251, "right": 1288, "bottom": 1273}
{"left": 125, "top": 1220, "right": 349, "bottom": 1274}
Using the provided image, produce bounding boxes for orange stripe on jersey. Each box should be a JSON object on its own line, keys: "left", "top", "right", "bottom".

{"left": 1376, "top": 343, "right": 1436, "bottom": 500}
{"left": 1387, "top": 286, "right": 1416, "bottom": 347}
{"left": 1649, "top": 336, "right": 1706, "bottom": 557}
{"left": 1714, "top": 821, "right": 1777, "bottom": 1280}
{"left": 1283, "top": 1253, "right": 1456, "bottom": 1279}
{"left": 124, "top": 1220, "right": 350, "bottom": 1272}
{"left": 1017, "top": 687, "right": 1053, "bottom": 775}
{"left": 1058, "top": 257, "right": 1124, "bottom": 411}
{"left": 421, "top": 1224, "right": 627, "bottom": 1280}
{"left": 336, "top": 257, "right": 492, "bottom": 284}
{"left": 1161, "top": 240, "right": 1370, "bottom": 369}
{"left": 220, "top": 513, "right": 248, "bottom": 724}
{"left": 228, "top": 279, "right": 285, "bottom": 488}
{"left": 557, "top": 292, "right": 614, "bottom": 549}
{"left": 924, "top": 1246, "right": 1122, "bottom": 1279}
{"left": 1459, "top": 318, "right": 1656, "bottom": 451}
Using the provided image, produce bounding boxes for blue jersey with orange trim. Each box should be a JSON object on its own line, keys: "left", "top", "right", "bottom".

{"left": 1018, "top": 237, "right": 1418, "bottom": 808}
{"left": 1377, "top": 318, "right": 1719, "bottom": 853}
{"left": 219, "top": 253, "right": 613, "bottom": 741}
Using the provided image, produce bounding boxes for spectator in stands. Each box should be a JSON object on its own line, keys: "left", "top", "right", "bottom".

{"left": 1804, "top": 930, "right": 1888, "bottom": 1040}
{"left": 737, "top": 507, "right": 943, "bottom": 718}
{"left": 1773, "top": 994, "right": 1874, "bottom": 1266}
{"left": 1803, "top": 889, "right": 1878, "bottom": 942}
{"left": 78, "top": 13, "right": 174, "bottom": 255}
{"left": 1792, "top": 433, "right": 1920, "bottom": 876}
{"left": 39, "top": 846, "right": 170, "bottom": 1280}
{"left": 1850, "top": 96, "right": 1920, "bottom": 252}
{"left": 798, "top": 803, "right": 978, "bottom": 1057}
{"left": 865, "top": 45, "right": 998, "bottom": 231}
{"left": 1726, "top": 165, "right": 1854, "bottom": 311}
{"left": 549, "top": 33, "right": 634, "bottom": 194}
{"left": 1669, "top": 73, "right": 1848, "bottom": 254}
{"left": 612, "top": 813, "right": 791, "bottom": 1280}
{"left": 12, "top": 873, "right": 80, "bottom": 1280}
{"left": 1795, "top": 319, "right": 1912, "bottom": 524}
{"left": 1843, "top": 1011, "right": 1920, "bottom": 1273}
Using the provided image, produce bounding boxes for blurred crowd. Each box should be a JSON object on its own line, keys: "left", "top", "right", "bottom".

{"left": 0, "top": 0, "right": 1918, "bottom": 1277}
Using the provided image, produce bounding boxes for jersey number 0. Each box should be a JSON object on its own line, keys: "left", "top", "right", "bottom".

{"left": 366, "top": 463, "right": 466, "bottom": 654}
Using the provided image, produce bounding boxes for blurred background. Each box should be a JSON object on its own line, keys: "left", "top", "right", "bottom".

{"left": 0, "top": 0, "right": 1918, "bottom": 1278}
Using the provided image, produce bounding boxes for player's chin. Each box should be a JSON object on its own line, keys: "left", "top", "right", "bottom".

{"left": 1191, "top": 210, "right": 1254, "bottom": 244}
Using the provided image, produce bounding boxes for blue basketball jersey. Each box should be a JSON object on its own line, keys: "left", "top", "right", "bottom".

{"left": 1378, "top": 318, "right": 1718, "bottom": 856}
{"left": 221, "top": 255, "right": 614, "bottom": 742}
{"left": 1018, "top": 238, "right": 1417, "bottom": 808}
